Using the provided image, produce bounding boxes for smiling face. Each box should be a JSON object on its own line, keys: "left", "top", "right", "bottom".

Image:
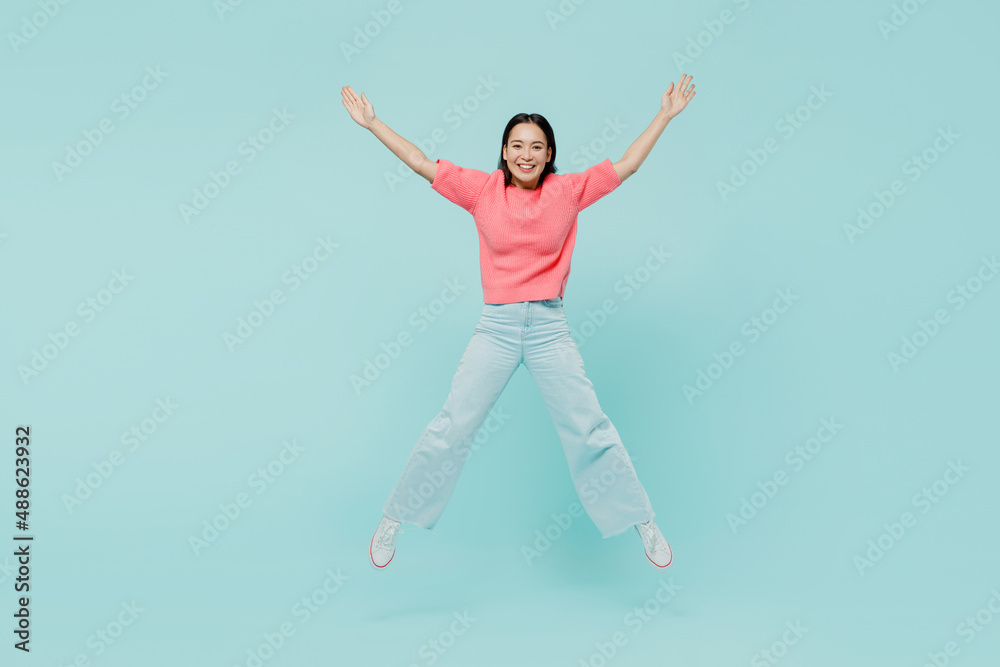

{"left": 502, "top": 122, "right": 552, "bottom": 190}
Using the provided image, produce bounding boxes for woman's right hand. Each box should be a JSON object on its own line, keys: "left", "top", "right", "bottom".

{"left": 341, "top": 86, "right": 376, "bottom": 129}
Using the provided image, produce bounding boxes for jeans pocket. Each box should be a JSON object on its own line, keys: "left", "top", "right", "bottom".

{"left": 541, "top": 297, "right": 563, "bottom": 308}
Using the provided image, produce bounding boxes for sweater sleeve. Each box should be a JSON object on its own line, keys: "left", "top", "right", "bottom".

{"left": 430, "top": 158, "right": 490, "bottom": 215}
{"left": 569, "top": 158, "right": 622, "bottom": 211}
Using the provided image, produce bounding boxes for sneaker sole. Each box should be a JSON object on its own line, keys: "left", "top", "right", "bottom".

{"left": 645, "top": 549, "right": 673, "bottom": 568}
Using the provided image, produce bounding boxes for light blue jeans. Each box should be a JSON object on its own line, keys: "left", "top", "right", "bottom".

{"left": 382, "top": 297, "right": 655, "bottom": 538}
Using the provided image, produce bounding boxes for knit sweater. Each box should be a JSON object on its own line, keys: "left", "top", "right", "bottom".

{"left": 430, "top": 157, "right": 622, "bottom": 304}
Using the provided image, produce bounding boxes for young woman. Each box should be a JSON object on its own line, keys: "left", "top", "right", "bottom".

{"left": 341, "top": 75, "right": 696, "bottom": 570}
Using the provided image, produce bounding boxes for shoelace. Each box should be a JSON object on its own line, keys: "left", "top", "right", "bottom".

{"left": 376, "top": 522, "right": 401, "bottom": 550}
{"left": 639, "top": 522, "right": 668, "bottom": 553}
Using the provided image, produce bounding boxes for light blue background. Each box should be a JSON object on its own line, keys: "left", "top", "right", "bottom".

{"left": 2, "top": 0, "right": 999, "bottom": 665}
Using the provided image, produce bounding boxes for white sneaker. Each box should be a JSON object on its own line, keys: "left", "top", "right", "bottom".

{"left": 370, "top": 515, "right": 402, "bottom": 568}
{"left": 635, "top": 519, "right": 672, "bottom": 568}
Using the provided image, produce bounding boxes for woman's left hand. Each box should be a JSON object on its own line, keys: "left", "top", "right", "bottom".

{"left": 661, "top": 74, "right": 696, "bottom": 119}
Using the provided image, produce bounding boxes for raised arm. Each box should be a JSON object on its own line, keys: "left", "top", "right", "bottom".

{"left": 341, "top": 85, "right": 437, "bottom": 184}
{"left": 613, "top": 74, "right": 696, "bottom": 183}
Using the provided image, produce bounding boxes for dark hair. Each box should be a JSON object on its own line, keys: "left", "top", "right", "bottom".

{"left": 497, "top": 113, "right": 557, "bottom": 187}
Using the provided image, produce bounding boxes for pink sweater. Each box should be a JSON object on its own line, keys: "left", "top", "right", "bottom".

{"left": 430, "top": 157, "right": 622, "bottom": 304}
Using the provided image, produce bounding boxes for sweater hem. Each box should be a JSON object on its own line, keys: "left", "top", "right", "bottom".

{"left": 482, "top": 286, "right": 565, "bottom": 304}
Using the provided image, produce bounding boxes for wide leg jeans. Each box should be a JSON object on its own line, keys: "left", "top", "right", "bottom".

{"left": 382, "top": 296, "right": 655, "bottom": 538}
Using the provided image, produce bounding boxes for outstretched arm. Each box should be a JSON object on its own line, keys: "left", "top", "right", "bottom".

{"left": 341, "top": 86, "right": 438, "bottom": 184}
{"left": 613, "top": 74, "right": 696, "bottom": 183}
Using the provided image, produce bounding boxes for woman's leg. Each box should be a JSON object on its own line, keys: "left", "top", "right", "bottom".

{"left": 523, "top": 298, "right": 655, "bottom": 538}
{"left": 382, "top": 303, "right": 522, "bottom": 530}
